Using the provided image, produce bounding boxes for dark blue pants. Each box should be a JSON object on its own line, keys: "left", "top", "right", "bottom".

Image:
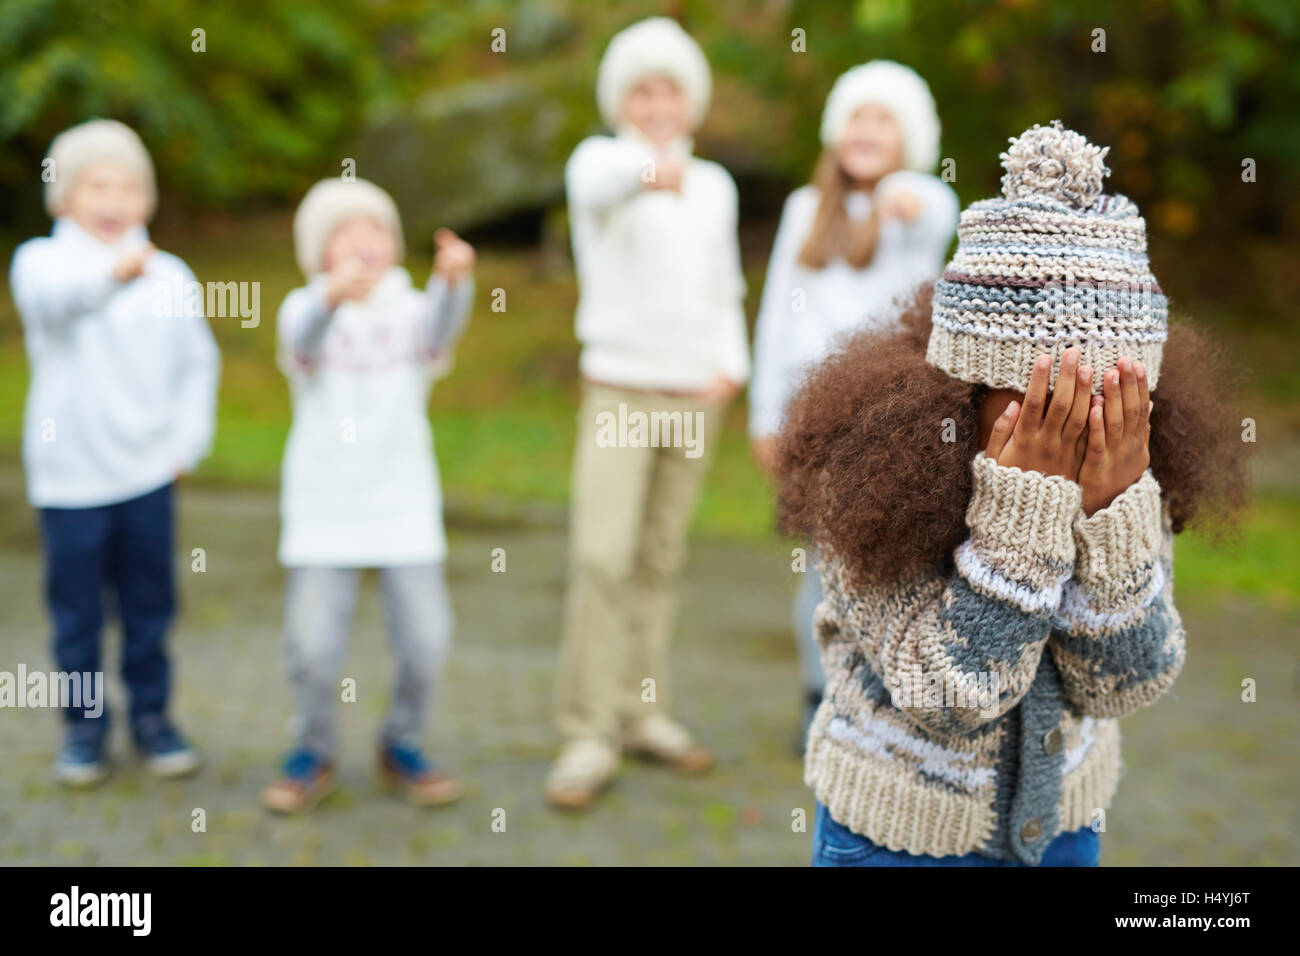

{"left": 39, "top": 482, "right": 176, "bottom": 743}
{"left": 812, "top": 801, "right": 1100, "bottom": 867}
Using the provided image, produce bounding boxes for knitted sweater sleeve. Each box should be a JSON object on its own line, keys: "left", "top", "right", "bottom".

{"left": 823, "top": 452, "right": 1081, "bottom": 737}
{"left": 1049, "top": 471, "right": 1185, "bottom": 717}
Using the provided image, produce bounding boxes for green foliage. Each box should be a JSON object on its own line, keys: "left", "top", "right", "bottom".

{"left": 777, "top": 0, "right": 1300, "bottom": 235}
{"left": 2, "top": 0, "right": 1296, "bottom": 245}
{"left": 0, "top": 0, "right": 383, "bottom": 217}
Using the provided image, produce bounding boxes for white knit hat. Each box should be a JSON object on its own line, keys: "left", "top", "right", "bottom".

{"left": 44, "top": 118, "right": 158, "bottom": 219}
{"left": 596, "top": 17, "right": 712, "bottom": 131}
{"left": 819, "top": 61, "right": 941, "bottom": 173}
{"left": 292, "top": 177, "right": 404, "bottom": 275}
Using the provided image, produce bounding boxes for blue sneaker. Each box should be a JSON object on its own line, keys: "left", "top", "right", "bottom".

{"left": 132, "top": 714, "right": 201, "bottom": 779}
{"left": 54, "top": 733, "right": 110, "bottom": 788}
{"left": 261, "top": 749, "right": 335, "bottom": 813}
{"left": 379, "top": 742, "right": 462, "bottom": 807}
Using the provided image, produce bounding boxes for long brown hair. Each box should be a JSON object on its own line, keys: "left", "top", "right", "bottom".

{"left": 776, "top": 284, "right": 1252, "bottom": 592}
{"left": 797, "top": 149, "right": 883, "bottom": 270}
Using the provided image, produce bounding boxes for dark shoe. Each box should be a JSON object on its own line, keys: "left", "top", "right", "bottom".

{"left": 133, "top": 714, "right": 201, "bottom": 779}
{"left": 54, "top": 733, "right": 110, "bottom": 789}
{"left": 262, "top": 749, "right": 336, "bottom": 813}
{"left": 379, "top": 742, "right": 462, "bottom": 807}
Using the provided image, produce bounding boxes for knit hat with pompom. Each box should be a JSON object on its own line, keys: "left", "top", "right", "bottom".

{"left": 926, "top": 121, "right": 1167, "bottom": 394}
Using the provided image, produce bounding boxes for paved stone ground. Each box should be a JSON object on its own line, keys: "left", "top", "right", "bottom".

{"left": 0, "top": 466, "right": 1296, "bottom": 866}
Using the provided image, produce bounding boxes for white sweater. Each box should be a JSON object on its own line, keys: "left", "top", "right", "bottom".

{"left": 566, "top": 133, "right": 749, "bottom": 392}
{"left": 9, "top": 219, "right": 220, "bottom": 508}
{"left": 276, "top": 267, "right": 472, "bottom": 567}
{"left": 748, "top": 171, "right": 958, "bottom": 438}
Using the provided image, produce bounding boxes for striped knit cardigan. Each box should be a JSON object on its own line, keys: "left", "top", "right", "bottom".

{"left": 805, "top": 451, "right": 1184, "bottom": 864}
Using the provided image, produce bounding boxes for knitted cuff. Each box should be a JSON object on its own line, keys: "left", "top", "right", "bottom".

{"left": 1072, "top": 470, "right": 1164, "bottom": 587}
{"left": 966, "top": 453, "right": 1081, "bottom": 567}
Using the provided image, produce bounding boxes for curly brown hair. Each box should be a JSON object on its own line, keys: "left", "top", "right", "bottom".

{"left": 775, "top": 284, "right": 1251, "bottom": 591}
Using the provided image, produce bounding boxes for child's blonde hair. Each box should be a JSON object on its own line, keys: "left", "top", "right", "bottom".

{"left": 292, "top": 178, "right": 404, "bottom": 275}
{"left": 797, "top": 149, "right": 884, "bottom": 270}
{"left": 45, "top": 119, "right": 157, "bottom": 219}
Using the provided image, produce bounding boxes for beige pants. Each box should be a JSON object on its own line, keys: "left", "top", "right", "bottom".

{"left": 556, "top": 382, "right": 723, "bottom": 745}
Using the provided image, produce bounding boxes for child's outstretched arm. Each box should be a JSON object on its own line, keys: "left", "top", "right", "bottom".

{"left": 10, "top": 240, "right": 154, "bottom": 333}
{"left": 277, "top": 259, "right": 372, "bottom": 367}
{"left": 565, "top": 136, "right": 651, "bottom": 215}
{"left": 875, "top": 170, "right": 959, "bottom": 258}
{"left": 420, "top": 229, "right": 476, "bottom": 356}
{"left": 822, "top": 352, "right": 1092, "bottom": 738}
{"left": 1051, "top": 357, "right": 1186, "bottom": 717}
{"left": 278, "top": 287, "right": 334, "bottom": 368}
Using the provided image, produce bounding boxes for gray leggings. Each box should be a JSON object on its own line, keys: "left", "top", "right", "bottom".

{"left": 794, "top": 566, "right": 826, "bottom": 696}
{"left": 283, "top": 564, "right": 452, "bottom": 759}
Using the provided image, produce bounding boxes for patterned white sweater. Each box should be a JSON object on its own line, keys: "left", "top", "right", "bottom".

{"left": 276, "top": 267, "right": 472, "bottom": 567}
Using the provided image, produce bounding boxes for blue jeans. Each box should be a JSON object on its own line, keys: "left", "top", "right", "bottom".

{"left": 812, "top": 802, "right": 1100, "bottom": 867}
{"left": 39, "top": 482, "right": 176, "bottom": 743}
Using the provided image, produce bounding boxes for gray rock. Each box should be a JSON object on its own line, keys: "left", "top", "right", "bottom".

{"left": 353, "top": 71, "right": 595, "bottom": 242}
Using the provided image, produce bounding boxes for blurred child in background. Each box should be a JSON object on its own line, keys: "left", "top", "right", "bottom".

{"left": 9, "top": 118, "right": 220, "bottom": 787}
{"left": 749, "top": 62, "right": 958, "bottom": 750}
{"left": 261, "top": 178, "right": 475, "bottom": 813}
{"left": 546, "top": 17, "right": 750, "bottom": 809}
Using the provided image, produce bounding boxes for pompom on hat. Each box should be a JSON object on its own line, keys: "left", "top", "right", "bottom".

{"left": 44, "top": 118, "right": 158, "bottom": 219}
{"left": 596, "top": 17, "right": 712, "bottom": 131}
{"left": 926, "top": 121, "right": 1168, "bottom": 394}
{"left": 819, "top": 61, "right": 941, "bottom": 172}
{"left": 292, "top": 177, "right": 404, "bottom": 275}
